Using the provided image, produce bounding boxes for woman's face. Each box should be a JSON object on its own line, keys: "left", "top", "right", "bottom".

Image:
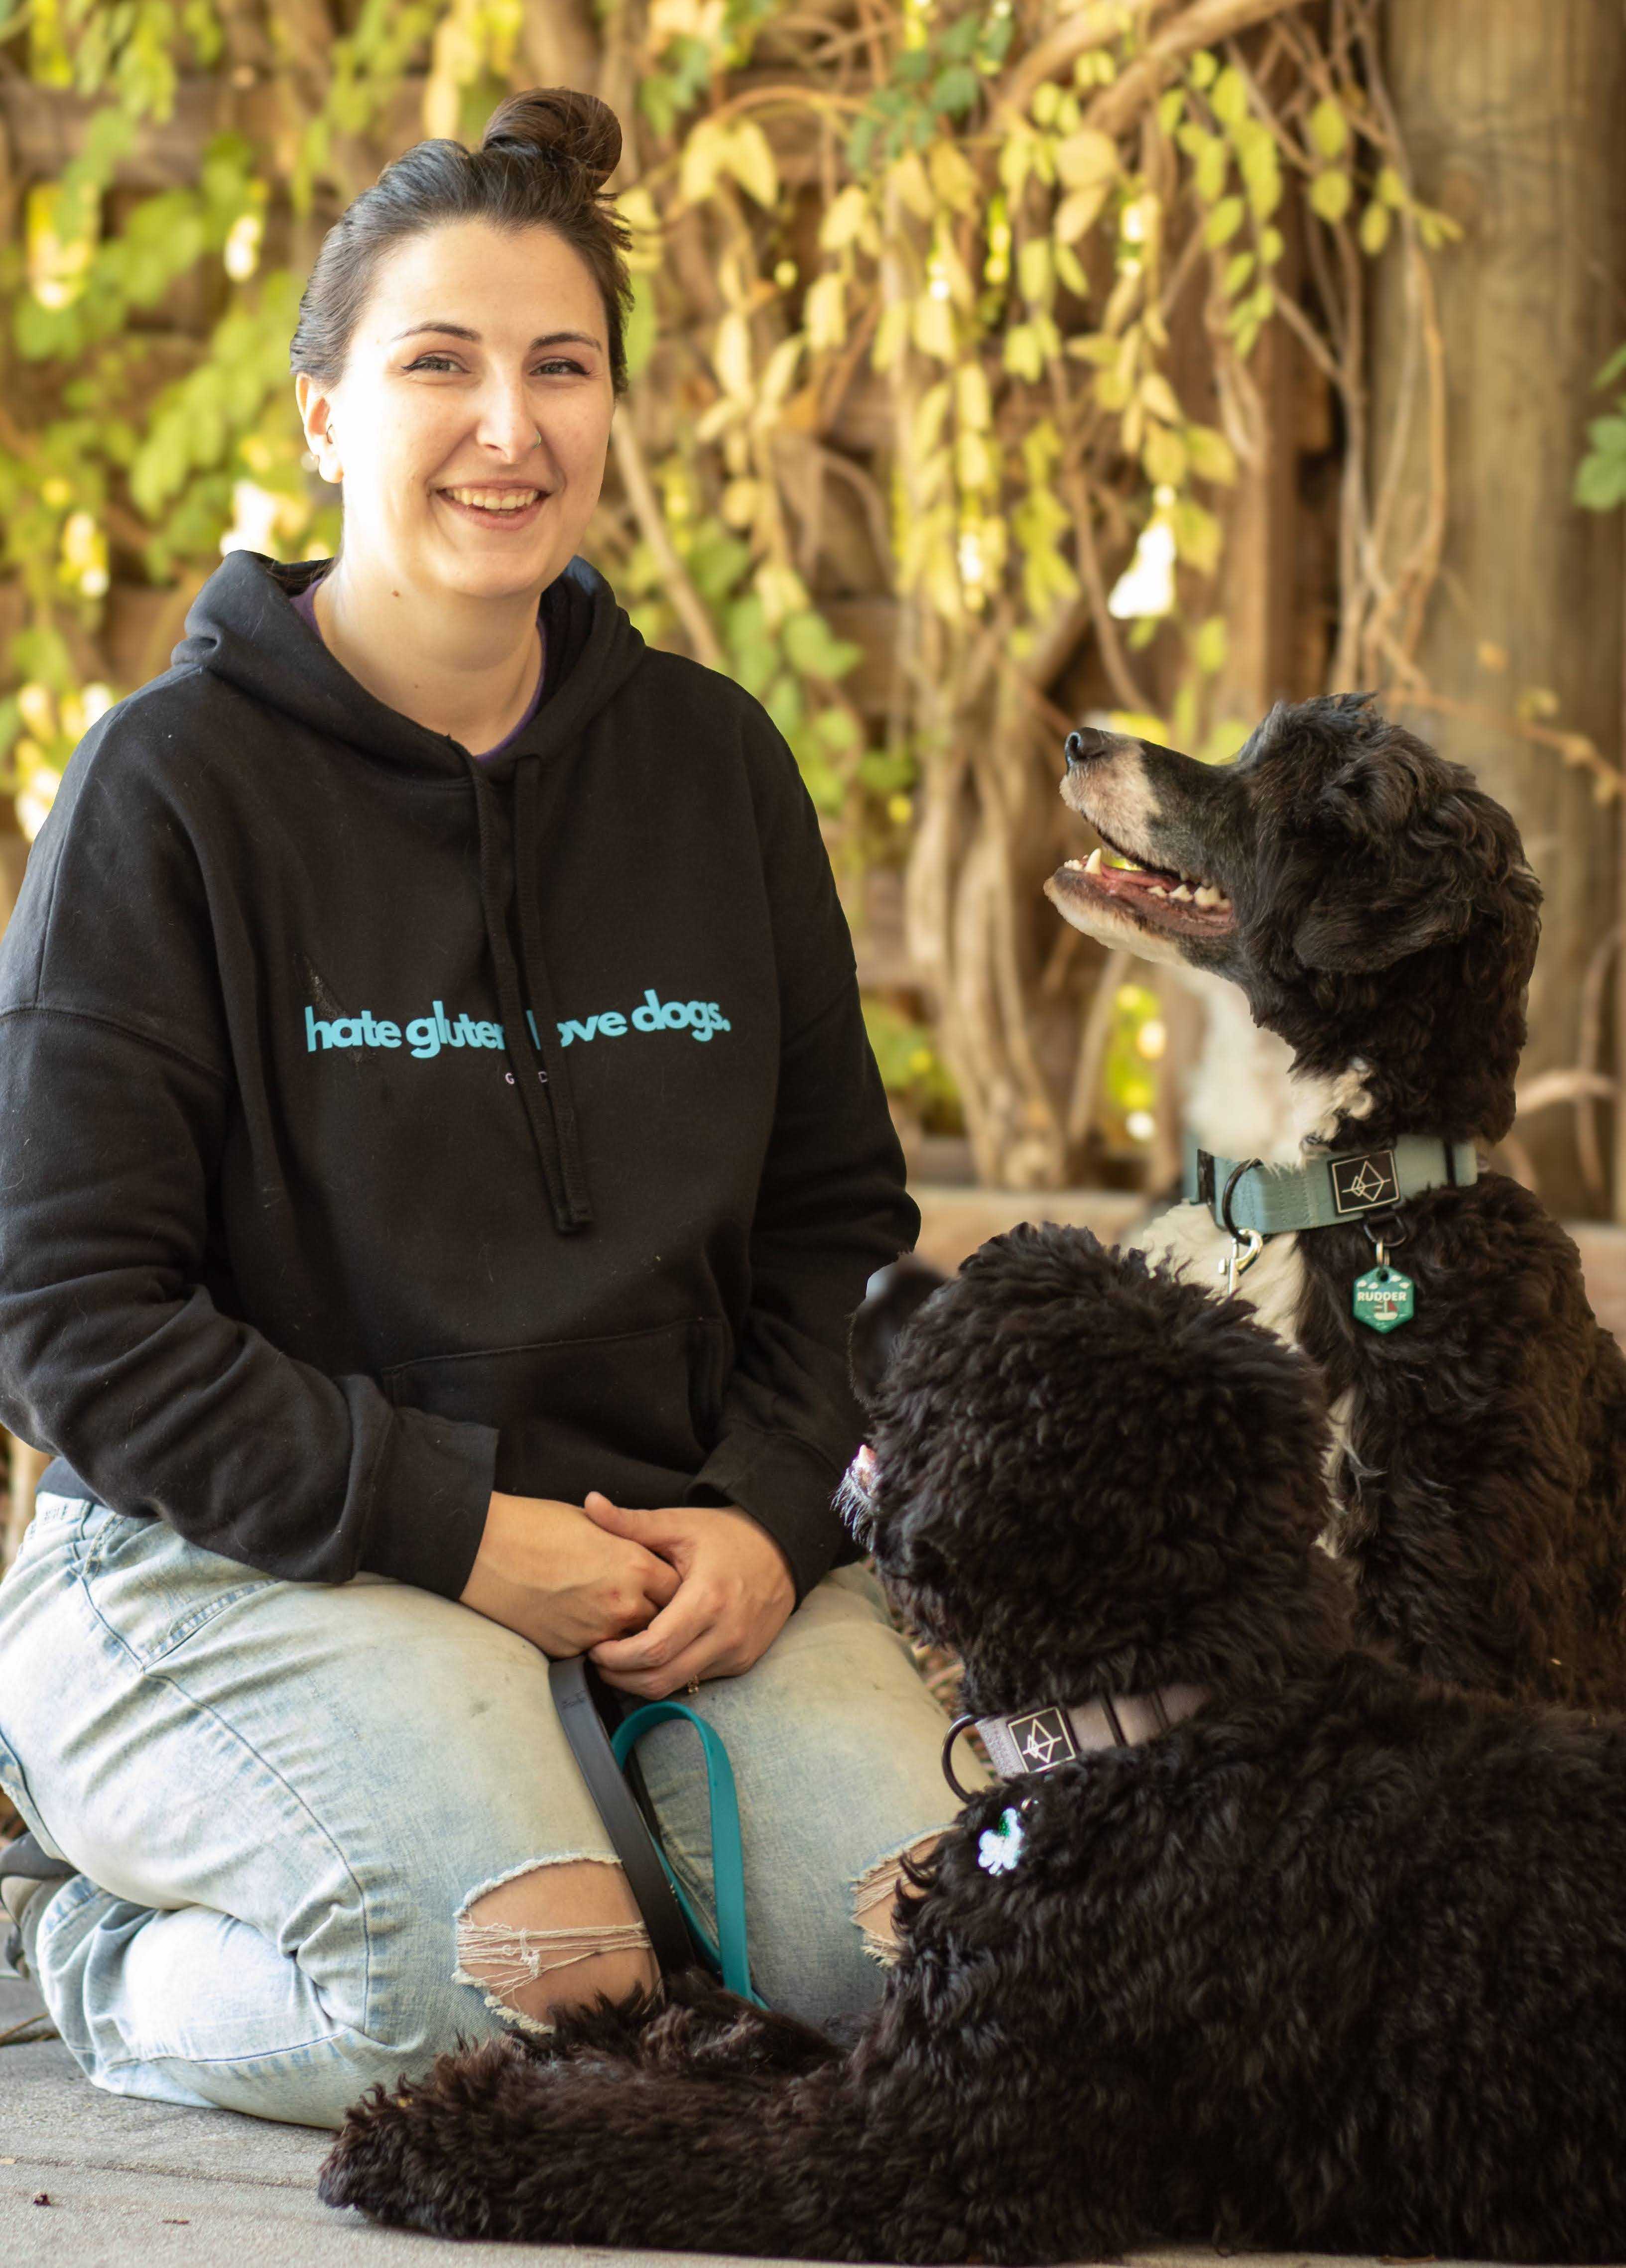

{"left": 297, "top": 217, "right": 615, "bottom": 601}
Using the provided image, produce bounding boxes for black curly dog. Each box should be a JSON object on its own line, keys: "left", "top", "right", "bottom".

{"left": 1046, "top": 694, "right": 1626, "bottom": 1710}
{"left": 319, "top": 1227, "right": 1626, "bottom": 2260}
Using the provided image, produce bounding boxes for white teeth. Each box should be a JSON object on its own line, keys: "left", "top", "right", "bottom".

{"left": 1084, "top": 847, "right": 1103, "bottom": 874}
{"left": 1149, "top": 885, "right": 1168, "bottom": 898}
{"left": 444, "top": 488, "right": 541, "bottom": 511}
{"left": 1171, "top": 883, "right": 1194, "bottom": 903}
{"left": 1063, "top": 857, "right": 1085, "bottom": 871}
{"left": 1194, "top": 884, "right": 1222, "bottom": 907}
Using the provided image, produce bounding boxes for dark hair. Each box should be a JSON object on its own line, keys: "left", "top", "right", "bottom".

{"left": 289, "top": 88, "right": 635, "bottom": 397}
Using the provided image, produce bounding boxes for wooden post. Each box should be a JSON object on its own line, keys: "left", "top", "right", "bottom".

{"left": 1372, "top": 0, "right": 1626, "bottom": 1214}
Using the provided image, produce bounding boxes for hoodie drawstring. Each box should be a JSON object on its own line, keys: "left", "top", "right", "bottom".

{"left": 464, "top": 756, "right": 594, "bottom": 1233}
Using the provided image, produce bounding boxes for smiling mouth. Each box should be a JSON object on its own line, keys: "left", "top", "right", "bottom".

{"left": 439, "top": 488, "right": 548, "bottom": 528}
{"left": 1046, "top": 825, "right": 1237, "bottom": 941}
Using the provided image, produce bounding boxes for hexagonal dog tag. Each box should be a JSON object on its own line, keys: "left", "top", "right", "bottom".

{"left": 1352, "top": 1265, "right": 1415, "bottom": 1334}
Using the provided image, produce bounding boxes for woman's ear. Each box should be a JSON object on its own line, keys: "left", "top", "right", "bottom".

{"left": 848, "top": 1255, "right": 947, "bottom": 1405}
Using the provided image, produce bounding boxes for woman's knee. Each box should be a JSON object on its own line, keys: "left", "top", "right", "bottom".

{"left": 453, "top": 1857, "right": 658, "bottom": 2034}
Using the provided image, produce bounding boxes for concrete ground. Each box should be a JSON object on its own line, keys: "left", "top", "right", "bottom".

{"left": 6, "top": 1191, "right": 1611, "bottom": 2266}
{"left": 0, "top": 1979, "right": 1424, "bottom": 2268}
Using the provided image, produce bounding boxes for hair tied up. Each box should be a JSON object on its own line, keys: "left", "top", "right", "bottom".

{"left": 479, "top": 88, "right": 622, "bottom": 194}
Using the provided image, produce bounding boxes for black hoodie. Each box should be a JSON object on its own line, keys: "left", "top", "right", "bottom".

{"left": 0, "top": 548, "right": 917, "bottom": 1604}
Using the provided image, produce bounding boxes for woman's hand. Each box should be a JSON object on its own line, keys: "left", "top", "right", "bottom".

{"left": 459, "top": 1491, "right": 681, "bottom": 1657}
{"left": 582, "top": 1495, "right": 796, "bottom": 1698}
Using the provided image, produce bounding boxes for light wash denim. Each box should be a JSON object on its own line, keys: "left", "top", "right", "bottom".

{"left": 0, "top": 1493, "right": 980, "bottom": 2129}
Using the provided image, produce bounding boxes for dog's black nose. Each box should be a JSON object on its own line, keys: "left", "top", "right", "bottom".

{"left": 1065, "top": 726, "right": 1116, "bottom": 771}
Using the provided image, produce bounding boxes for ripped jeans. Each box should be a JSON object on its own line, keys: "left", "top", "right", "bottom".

{"left": 0, "top": 1494, "right": 980, "bottom": 2130}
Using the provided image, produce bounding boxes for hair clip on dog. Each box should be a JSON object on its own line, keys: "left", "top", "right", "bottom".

{"left": 977, "top": 1806, "right": 1027, "bottom": 1877}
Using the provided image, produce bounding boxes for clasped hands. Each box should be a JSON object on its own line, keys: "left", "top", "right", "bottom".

{"left": 459, "top": 1486, "right": 796, "bottom": 1698}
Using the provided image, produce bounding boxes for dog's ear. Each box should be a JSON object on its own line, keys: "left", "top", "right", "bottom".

{"left": 1291, "top": 768, "right": 1516, "bottom": 974}
{"left": 848, "top": 1256, "right": 947, "bottom": 1405}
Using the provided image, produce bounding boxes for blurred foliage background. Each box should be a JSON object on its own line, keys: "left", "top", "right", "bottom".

{"left": 0, "top": 0, "right": 1623, "bottom": 1209}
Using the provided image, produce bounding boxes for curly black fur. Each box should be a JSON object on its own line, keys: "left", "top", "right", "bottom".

{"left": 1048, "top": 693, "right": 1626, "bottom": 1709}
{"left": 318, "top": 1230, "right": 1626, "bottom": 2261}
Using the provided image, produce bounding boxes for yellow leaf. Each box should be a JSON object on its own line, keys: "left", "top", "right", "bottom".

{"left": 758, "top": 335, "right": 806, "bottom": 411}
{"left": 1139, "top": 371, "right": 1182, "bottom": 423}
{"left": 889, "top": 149, "right": 936, "bottom": 225}
{"left": 1377, "top": 164, "right": 1407, "bottom": 208}
{"left": 1308, "top": 98, "right": 1348, "bottom": 161}
{"left": 804, "top": 272, "right": 847, "bottom": 353}
{"left": 1203, "top": 196, "right": 1245, "bottom": 248}
{"left": 721, "top": 479, "right": 763, "bottom": 528}
{"left": 1309, "top": 169, "right": 1352, "bottom": 224}
{"left": 912, "top": 291, "right": 958, "bottom": 363}
{"left": 956, "top": 361, "right": 993, "bottom": 431}
{"left": 1185, "top": 424, "right": 1238, "bottom": 485}
{"left": 820, "top": 186, "right": 871, "bottom": 253}
{"left": 725, "top": 121, "right": 779, "bottom": 209}
{"left": 1358, "top": 200, "right": 1391, "bottom": 256}
{"left": 1055, "top": 184, "right": 1110, "bottom": 246}
{"left": 680, "top": 121, "right": 725, "bottom": 208}
{"left": 1142, "top": 425, "right": 1187, "bottom": 487}
{"left": 1054, "top": 129, "right": 1119, "bottom": 192}
{"left": 928, "top": 139, "right": 980, "bottom": 215}
{"left": 873, "top": 300, "right": 911, "bottom": 372}
{"left": 713, "top": 310, "right": 753, "bottom": 399}
{"left": 911, "top": 380, "right": 953, "bottom": 461}
{"left": 1018, "top": 237, "right": 1053, "bottom": 306}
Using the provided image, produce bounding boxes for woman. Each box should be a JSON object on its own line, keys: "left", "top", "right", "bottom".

{"left": 0, "top": 87, "right": 978, "bottom": 2130}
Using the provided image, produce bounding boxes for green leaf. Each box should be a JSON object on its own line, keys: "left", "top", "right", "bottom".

{"left": 1593, "top": 342, "right": 1626, "bottom": 390}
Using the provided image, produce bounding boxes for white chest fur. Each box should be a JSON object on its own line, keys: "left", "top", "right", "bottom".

{"left": 1134, "top": 984, "right": 1373, "bottom": 1551}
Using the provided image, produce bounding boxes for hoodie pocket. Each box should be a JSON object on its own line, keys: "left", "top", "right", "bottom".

{"left": 381, "top": 1317, "right": 730, "bottom": 1504}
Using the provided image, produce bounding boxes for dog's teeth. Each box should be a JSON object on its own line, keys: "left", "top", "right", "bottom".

{"left": 1149, "top": 885, "right": 1168, "bottom": 899}
{"left": 1194, "top": 884, "right": 1222, "bottom": 907}
{"left": 1171, "top": 884, "right": 1194, "bottom": 903}
{"left": 1084, "top": 847, "right": 1103, "bottom": 875}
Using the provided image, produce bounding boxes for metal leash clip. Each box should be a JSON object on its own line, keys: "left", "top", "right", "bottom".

{"left": 1214, "top": 1155, "right": 1266, "bottom": 1295}
{"left": 1223, "top": 1229, "right": 1264, "bottom": 1295}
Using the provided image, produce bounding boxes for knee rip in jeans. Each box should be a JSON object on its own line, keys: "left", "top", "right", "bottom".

{"left": 850, "top": 1831, "right": 947, "bottom": 1967}
{"left": 453, "top": 1856, "right": 658, "bottom": 2039}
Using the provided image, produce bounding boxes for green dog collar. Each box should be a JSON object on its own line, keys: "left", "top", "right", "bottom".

{"left": 1185, "top": 1135, "right": 1479, "bottom": 1237}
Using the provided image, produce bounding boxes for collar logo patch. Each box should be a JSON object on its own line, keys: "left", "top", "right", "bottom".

{"left": 1009, "top": 1707, "right": 1077, "bottom": 1773}
{"left": 1329, "top": 1149, "right": 1400, "bottom": 1216}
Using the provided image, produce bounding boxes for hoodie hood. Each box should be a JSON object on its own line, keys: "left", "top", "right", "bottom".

{"left": 172, "top": 547, "right": 651, "bottom": 1232}
{"left": 172, "top": 547, "right": 648, "bottom": 781}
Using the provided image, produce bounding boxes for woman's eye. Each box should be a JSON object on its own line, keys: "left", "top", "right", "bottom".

{"left": 404, "top": 355, "right": 586, "bottom": 377}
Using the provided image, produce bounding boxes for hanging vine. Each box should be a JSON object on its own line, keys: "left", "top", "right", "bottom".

{"left": 0, "top": 0, "right": 1535, "bottom": 1188}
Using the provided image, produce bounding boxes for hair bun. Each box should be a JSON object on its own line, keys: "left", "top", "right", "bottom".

{"left": 480, "top": 88, "right": 622, "bottom": 191}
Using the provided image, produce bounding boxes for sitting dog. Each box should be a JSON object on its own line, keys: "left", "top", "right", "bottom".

{"left": 1046, "top": 694, "right": 1626, "bottom": 1709}
{"left": 318, "top": 1228, "right": 1626, "bottom": 2262}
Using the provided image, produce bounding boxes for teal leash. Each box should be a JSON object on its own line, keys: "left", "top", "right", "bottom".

{"left": 612, "top": 1701, "right": 764, "bottom": 2006}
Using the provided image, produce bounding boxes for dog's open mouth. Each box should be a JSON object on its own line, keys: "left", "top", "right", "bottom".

{"left": 1047, "top": 826, "right": 1237, "bottom": 943}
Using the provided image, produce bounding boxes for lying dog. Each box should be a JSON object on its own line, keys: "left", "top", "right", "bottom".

{"left": 1046, "top": 694, "right": 1626, "bottom": 1709}
{"left": 318, "top": 1228, "right": 1626, "bottom": 2259}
